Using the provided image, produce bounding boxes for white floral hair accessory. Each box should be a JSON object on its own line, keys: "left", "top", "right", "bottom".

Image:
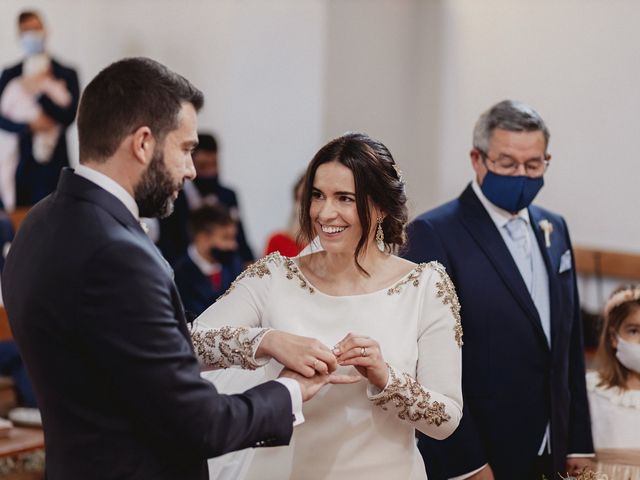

{"left": 604, "top": 286, "right": 640, "bottom": 317}
{"left": 391, "top": 162, "right": 405, "bottom": 186}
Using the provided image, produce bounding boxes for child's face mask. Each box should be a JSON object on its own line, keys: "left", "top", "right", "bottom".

{"left": 616, "top": 335, "right": 640, "bottom": 374}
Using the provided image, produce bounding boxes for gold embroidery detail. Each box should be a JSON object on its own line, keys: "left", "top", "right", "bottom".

{"left": 218, "top": 252, "right": 316, "bottom": 298}
{"left": 387, "top": 263, "right": 427, "bottom": 295}
{"left": 560, "top": 469, "right": 607, "bottom": 480}
{"left": 219, "top": 253, "right": 279, "bottom": 298}
{"left": 372, "top": 365, "right": 450, "bottom": 426}
{"left": 282, "top": 257, "right": 315, "bottom": 294}
{"left": 191, "top": 325, "right": 269, "bottom": 370}
{"left": 430, "top": 262, "right": 463, "bottom": 348}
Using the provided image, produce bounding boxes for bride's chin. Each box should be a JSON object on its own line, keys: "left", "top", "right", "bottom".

{"left": 318, "top": 240, "right": 354, "bottom": 257}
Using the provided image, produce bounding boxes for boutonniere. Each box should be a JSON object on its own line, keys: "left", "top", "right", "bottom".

{"left": 538, "top": 219, "right": 553, "bottom": 248}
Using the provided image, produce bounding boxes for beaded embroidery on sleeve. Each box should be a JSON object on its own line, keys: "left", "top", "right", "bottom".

{"left": 430, "top": 261, "right": 463, "bottom": 348}
{"left": 387, "top": 261, "right": 463, "bottom": 348}
{"left": 371, "top": 364, "right": 451, "bottom": 426}
{"left": 191, "top": 325, "right": 271, "bottom": 370}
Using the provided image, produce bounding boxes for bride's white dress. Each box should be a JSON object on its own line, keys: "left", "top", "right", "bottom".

{"left": 192, "top": 252, "right": 463, "bottom": 479}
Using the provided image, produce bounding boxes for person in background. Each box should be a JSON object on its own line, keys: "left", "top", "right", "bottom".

{"left": 158, "top": 133, "right": 254, "bottom": 264}
{"left": 264, "top": 173, "right": 305, "bottom": 257}
{"left": 404, "top": 100, "right": 594, "bottom": 479}
{"left": 0, "top": 10, "right": 79, "bottom": 210}
{"left": 0, "top": 210, "right": 38, "bottom": 419}
{"left": 587, "top": 285, "right": 640, "bottom": 479}
{"left": 174, "top": 205, "right": 244, "bottom": 316}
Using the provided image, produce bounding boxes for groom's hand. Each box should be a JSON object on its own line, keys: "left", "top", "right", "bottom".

{"left": 279, "top": 368, "right": 361, "bottom": 401}
{"left": 258, "top": 330, "right": 338, "bottom": 377}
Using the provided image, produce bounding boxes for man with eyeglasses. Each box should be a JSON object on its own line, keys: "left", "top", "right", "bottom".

{"left": 404, "top": 100, "right": 595, "bottom": 480}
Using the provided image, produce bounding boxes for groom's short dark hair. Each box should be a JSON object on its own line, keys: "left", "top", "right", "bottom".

{"left": 77, "top": 57, "right": 204, "bottom": 163}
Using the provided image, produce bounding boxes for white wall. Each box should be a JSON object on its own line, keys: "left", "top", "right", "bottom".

{"left": 429, "top": 0, "right": 640, "bottom": 253}
{"left": 0, "top": 0, "right": 326, "bottom": 254}
{"left": 1, "top": 0, "right": 638, "bottom": 256}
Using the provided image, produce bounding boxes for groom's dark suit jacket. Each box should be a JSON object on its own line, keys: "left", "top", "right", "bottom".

{"left": 2, "top": 169, "right": 293, "bottom": 480}
{"left": 403, "top": 184, "right": 593, "bottom": 479}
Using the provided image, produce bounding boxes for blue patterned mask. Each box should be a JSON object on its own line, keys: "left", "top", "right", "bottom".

{"left": 480, "top": 171, "right": 544, "bottom": 213}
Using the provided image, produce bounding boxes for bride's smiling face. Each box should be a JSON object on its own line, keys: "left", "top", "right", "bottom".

{"left": 310, "top": 161, "right": 374, "bottom": 255}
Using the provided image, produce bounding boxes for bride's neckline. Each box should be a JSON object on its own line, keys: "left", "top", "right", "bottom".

{"left": 290, "top": 255, "right": 425, "bottom": 298}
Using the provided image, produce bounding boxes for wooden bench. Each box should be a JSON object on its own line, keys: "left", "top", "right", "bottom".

{"left": 574, "top": 246, "right": 640, "bottom": 280}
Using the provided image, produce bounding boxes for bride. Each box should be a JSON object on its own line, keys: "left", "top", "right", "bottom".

{"left": 191, "top": 133, "right": 463, "bottom": 479}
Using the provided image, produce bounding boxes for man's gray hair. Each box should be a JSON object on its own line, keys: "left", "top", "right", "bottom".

{"left": 472, "top": 100, "right": 550, "bottom": 153}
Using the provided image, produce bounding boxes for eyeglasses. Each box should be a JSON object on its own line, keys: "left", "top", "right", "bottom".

{"left": 479, "top": 151, "right": 549, "bottom": 178}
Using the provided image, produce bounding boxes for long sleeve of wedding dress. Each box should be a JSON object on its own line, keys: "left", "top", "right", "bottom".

{"left": 191, "top": 325, "right": 271, "bottom": 370}
{"left": 190, "top": 255, "right": 278, "bottom": 370}
{"left": 367, "top": 261, "right": 463, "bottom": 440}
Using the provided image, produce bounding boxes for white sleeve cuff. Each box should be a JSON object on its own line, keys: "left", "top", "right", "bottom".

{"left": 274, "top": 377, "right": 305, "bottom": 426}
{"left": 566, "top": 453, "right": 596, "bottom": 458}
{"left": 366, "top": 365, "right": 392, "bottom": 399}
{"left": 449, "top": 464, "right": 488, "bottom": 480}
{"left": 252, "top": 328, "right": 274, "bottom": 366}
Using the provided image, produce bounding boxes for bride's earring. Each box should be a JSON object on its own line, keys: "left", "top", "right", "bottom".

{"left": 376, "top": 217, "right": 385, "bottom": 252}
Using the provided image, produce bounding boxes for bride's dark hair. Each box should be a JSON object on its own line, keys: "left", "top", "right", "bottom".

{"left": 298, "top": 132, "right": 408, "bottom": 275}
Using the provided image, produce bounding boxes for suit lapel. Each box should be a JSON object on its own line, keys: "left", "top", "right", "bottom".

{"left": 528, "top": 207, "right": 561, "bottom": 348}
{"left": 458, "top": 185, "right": 549, "bottom": 349}
{"left": 57, "top": 169, "right": 193, "bottom": 344}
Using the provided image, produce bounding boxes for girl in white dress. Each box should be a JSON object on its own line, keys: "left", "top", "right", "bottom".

{"left": 587, "top": 285, "right": 640, "bottom": 479}
{"left": 191, "top": 133, "right": 463, "bottom": 479}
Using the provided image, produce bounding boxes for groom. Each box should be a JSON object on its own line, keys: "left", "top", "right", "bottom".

{"left": 2, "top": 57, "right": 333, "bottom": 480}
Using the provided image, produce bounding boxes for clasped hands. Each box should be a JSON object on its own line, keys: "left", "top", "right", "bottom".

{"left": 258, "top": 331, "right": 389, "bottom": 401}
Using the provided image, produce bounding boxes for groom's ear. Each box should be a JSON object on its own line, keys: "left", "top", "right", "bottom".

{"left": 131, "top": 126, "right": 155, "bottom": 166}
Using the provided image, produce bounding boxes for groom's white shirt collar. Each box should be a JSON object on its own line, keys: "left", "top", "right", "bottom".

{"left": 75, "top": 164, "right": 140, "bottom": 220}
{"left": 471, "top": 178, "right": 530, "bottom": 228}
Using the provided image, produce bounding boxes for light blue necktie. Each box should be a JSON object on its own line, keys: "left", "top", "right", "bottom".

{"left": 504, "top": 217, "right": 533, "bottom": 292}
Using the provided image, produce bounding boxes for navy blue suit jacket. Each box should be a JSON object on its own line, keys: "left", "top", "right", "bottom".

{"left": 0, "top": 58, "right": 79, "bottom": 206}
{"left": 174, "top": 252, "right": 244, "bottom": 316}
{"left": 2, "top": 169, "right": 293, "bottom": 480}
{"left": 403, "top": 184, "right": 593, "bottom": 479}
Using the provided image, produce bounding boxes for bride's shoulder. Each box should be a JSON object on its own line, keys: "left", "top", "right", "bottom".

{"left": 388, "top": 255, "right": 451, "bottom": 283}
{"left": 218, "top": 252, "right": 294, "bottom": 298}
{"left": 239, "top": 252, "right": 290, "bottom": 278}
{"left": 224, "top": 252, "right": 288, "bottom": 288}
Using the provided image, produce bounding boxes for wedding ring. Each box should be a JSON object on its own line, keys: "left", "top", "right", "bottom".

{"left": 361, "top": 347, "right": 367, "bottom": 357}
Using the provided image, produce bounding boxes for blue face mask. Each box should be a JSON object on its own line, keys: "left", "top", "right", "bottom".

{"left": 20, "top": 31, "right": 45, "bottom": 56}
{"left": 480, "top": 171, "right": 544, "bottom": 213}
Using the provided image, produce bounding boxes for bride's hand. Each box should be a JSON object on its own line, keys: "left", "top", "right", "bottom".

{"left": 333, "top": 333, "right": 389, "bottom": 390}
{"left": 279, "top": 368, "right": 362, "bottom": 401}
{"left": 257, "top": 330, "right": 338, "bottom": 378}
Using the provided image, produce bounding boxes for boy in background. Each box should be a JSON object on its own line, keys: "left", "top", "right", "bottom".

{"left": 174, "top": 205, "right": 244, "bottom": 316}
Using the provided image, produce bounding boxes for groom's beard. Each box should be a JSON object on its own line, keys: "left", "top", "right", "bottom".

{"left": 134, "top": 148, "right": 183, "bottom": 218}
